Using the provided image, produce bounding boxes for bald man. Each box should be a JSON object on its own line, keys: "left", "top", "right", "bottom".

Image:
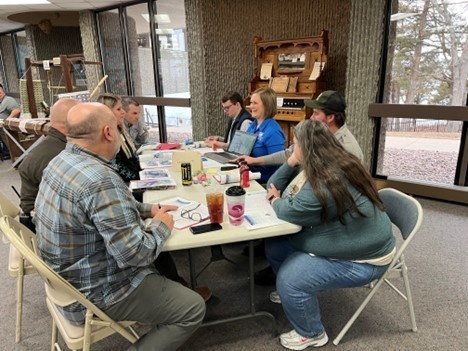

{"left": 18, "top": 98, "right": 80, "bottom": 227}
{"left": 34, "top": 103, "right": 205, "bottom": 351}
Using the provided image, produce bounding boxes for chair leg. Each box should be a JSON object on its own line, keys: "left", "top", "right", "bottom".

{"left": 50, "top": 320, "right": 58, "bottom": 351}
{"left": 332, "top": 278, "right": 385, "bottom": 345}
{"left": 16, "top": 267, "right": 25, "bottom": 342}
{"left": 402, "top": 267, "right": 418, "bottom": 332}
{"left": 83, "top": 311, "right": 93, "bottom": 351}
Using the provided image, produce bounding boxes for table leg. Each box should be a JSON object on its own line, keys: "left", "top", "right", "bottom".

{"left": 188, "top": 249, "right": 197, "bottom": 289}
{"left": 198, "top": 240, "right": 278, "bottom": 336}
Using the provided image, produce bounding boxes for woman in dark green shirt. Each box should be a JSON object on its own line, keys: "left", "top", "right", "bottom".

{"left": 264, "top": 119, "right": 395, "bottom": 350}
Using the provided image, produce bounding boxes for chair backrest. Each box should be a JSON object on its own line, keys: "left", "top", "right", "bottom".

{"left": 378, "top": 188, "right": 423, "bottom": 265}
{"left": 0, "top": 215, "right": 119, "bottom": 323}
{"left": 0, "top": 191, "right": 20, "bottom": 218}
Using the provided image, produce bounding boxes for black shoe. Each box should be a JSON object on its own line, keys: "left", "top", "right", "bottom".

{"left": 242, "top": 240, "right": 265, "bottom": 257}
{"left": 254, "top": 266, "right": 276, "bottom": 286}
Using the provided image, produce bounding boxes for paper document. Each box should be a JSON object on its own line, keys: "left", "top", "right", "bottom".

{"left": 129, "top": 178, "right": 176, "bottom": 191}
{"left": 260, "top": 62, "right": 273, "bottom": 80}
{"left": 309, "top": 61, "right": 325, "bottom": 80}
{"left": 139, "top": 152, "right": 173, "bottom": 169}
{"left": 159, "top": 197, "right": 210, "bottom": 230}
{"left": 243, "top": 190, "right": 287, "bottom": 230}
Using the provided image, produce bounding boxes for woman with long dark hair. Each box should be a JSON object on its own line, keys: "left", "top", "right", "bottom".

{"left": 265, "top": 119, "right": 395, "bottom": 349}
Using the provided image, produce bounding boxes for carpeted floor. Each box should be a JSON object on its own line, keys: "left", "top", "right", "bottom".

{"left": 0, "top": 157, "right": 467, "bottom": 351}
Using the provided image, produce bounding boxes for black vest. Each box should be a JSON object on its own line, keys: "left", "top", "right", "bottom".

{"left": 223, "top": 109, "right": 254, "bottom": 143}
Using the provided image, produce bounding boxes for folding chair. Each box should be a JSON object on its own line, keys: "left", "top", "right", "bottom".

{"left": 333, "top": 188, "right": 423, "bottom": 345}
{"left": 0, "top": 215, "right": 139, "bottom": 351}
{"left": 0, "top": 191, "right": 35, "bottom": 342}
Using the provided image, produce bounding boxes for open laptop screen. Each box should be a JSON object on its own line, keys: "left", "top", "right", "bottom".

{"left": 227, "top": 130, "right": 257, "bottom": 155}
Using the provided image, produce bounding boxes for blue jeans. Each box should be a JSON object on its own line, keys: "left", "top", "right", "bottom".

{"left": 265, "top": 236, "right": 389, "bottom": 338}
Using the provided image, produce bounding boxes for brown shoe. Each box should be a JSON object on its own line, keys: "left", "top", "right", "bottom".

{"left": 194, "top": 286, "right": 212, "bottom": 302}
{"left": 181, "top": 279, "right": 212, "bottom": 302}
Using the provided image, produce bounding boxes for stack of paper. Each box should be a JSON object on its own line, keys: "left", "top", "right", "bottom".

{"left": 129, "top": 168, "right": 176, "bottom": 191}
{"left": 139, "top": 152, "right": 173, "bottom": 169}
{"left": 243, "top": 190, "right": 287, "bottom": 230}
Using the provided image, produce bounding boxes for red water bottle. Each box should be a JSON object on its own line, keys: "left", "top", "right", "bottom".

{"left": 239, "top": 161, "right": 250, "bottom": 188}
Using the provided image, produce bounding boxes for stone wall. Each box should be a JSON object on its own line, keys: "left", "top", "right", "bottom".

{"left": 186, "top": 0, "right": 387, "bottom": 166}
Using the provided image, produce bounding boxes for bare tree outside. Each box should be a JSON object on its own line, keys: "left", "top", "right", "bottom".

{"left": 379, "top": 0, "right": 467, "bottom": 185}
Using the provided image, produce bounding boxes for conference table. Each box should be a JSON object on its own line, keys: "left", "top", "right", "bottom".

{"left": 143, "top": 166, "right": 300, "bottom": 334}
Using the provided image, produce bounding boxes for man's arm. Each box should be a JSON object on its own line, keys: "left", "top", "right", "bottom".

{"left": 235, "top": 146, "right": 293, "bottom": 166}
{"left": 9, "top": 108, "right": 21, "bottom": 118}
{"left": 135, "top": 119, "right": 149, "bottom": 146}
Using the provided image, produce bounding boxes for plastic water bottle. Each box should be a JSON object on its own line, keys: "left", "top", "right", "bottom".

{"left": 239, "top": 161, "right": 250, "bottom": 188}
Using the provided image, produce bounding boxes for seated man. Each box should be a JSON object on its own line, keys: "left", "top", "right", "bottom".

{"left": 122, "top": 97, "right": 149, "bottom": 149}
{"left": 34, "top": 102, "right": 205, "bottom": 350}
{"left": 205, "top": 91, "right": 253, "bottom": 149}
{"left": 18, "top": 98, "right": 80, "bottom": 232}
{"left": 0, "top": 83, "right": 21, "bottom": 156}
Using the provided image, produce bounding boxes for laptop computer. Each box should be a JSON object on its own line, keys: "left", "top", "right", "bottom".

{"left": 204, "top": 130, "right": 257, "bottom": 164}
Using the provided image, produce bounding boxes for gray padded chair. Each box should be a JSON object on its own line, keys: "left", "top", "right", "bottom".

{"left": 333, "top": 188, "right": 423, "bottom": 345}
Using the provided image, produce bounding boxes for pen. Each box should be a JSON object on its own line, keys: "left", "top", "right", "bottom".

{"left": 245, "top": 215, "right": 255, "bottom": 225}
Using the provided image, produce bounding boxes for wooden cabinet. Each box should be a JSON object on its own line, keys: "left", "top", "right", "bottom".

{"left": 246, "top": 31, "right": 328, "bottom": 146}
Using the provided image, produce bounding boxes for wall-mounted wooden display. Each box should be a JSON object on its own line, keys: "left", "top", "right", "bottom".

{"left": 247, "top": 31, "right": 328, "bottom": 145}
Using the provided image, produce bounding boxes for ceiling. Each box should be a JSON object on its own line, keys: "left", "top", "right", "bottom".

{"left": 0, "top": 0, "right": 184, "bottom": 34}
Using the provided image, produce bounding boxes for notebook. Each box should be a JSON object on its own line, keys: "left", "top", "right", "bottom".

{"left": 204, "top": 130, "right": 257, "bottom": 164}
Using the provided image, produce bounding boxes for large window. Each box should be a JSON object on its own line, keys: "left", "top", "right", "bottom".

{"left": 376, "top": 0, "right": 467, "bottom": 192}
{"left": 96, "top": 0, "right": 191, "bottom": 143}
{"left": 0, "top": 30, "right": 26, "bottom": 94}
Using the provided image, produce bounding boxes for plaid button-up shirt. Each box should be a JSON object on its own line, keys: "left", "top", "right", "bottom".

{"left": 35, "top": 143, "right": 170, "bottom": 324}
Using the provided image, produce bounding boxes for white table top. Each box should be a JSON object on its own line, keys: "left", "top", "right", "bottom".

{"left": 143, "top": 169, "right": 301, "bottom": 252}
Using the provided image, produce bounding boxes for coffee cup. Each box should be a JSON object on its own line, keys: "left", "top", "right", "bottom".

{"left": 225, "top": 186, "right": 246, "bottom": 226}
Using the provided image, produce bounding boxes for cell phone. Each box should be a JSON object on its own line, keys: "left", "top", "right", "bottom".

{"left": 190, "top": 223, "right": 223, "bottom": 234}
{"left": 220, "top": 165, "right": 238, "bottom": 171}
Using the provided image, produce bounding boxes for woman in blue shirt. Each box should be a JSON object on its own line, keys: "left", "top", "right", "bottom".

{"left": 247, "top": 87, "right": 285, "bottom": 183}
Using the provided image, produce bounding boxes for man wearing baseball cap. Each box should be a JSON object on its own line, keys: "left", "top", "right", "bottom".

{"left": 236, "top": 90, "right": 363, "bottom": 168}
{"left": 235, "top": 90, "right": 364, "bottom": 284}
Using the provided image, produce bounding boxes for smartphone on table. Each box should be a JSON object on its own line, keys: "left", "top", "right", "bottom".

{"left": 190, "top": 223, "right": 222, "bottom": 234}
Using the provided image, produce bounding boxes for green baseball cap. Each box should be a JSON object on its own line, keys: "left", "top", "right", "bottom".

{"left": 304, "top": 90, "right": 346, "bottom": 113}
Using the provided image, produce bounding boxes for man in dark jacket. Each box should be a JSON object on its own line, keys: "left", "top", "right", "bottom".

{"left": 205, "top": 91, "right": 253, "bottom": 149}
{"left": 18, "top": 98, "right": 80, "bottom": 230}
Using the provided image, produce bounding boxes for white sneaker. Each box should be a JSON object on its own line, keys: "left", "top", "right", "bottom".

{"left": 269, "top": 291, "right": 281, "bottom": 304}
{"left": 280, "top": 329, "right": 328, "bottom": 350}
